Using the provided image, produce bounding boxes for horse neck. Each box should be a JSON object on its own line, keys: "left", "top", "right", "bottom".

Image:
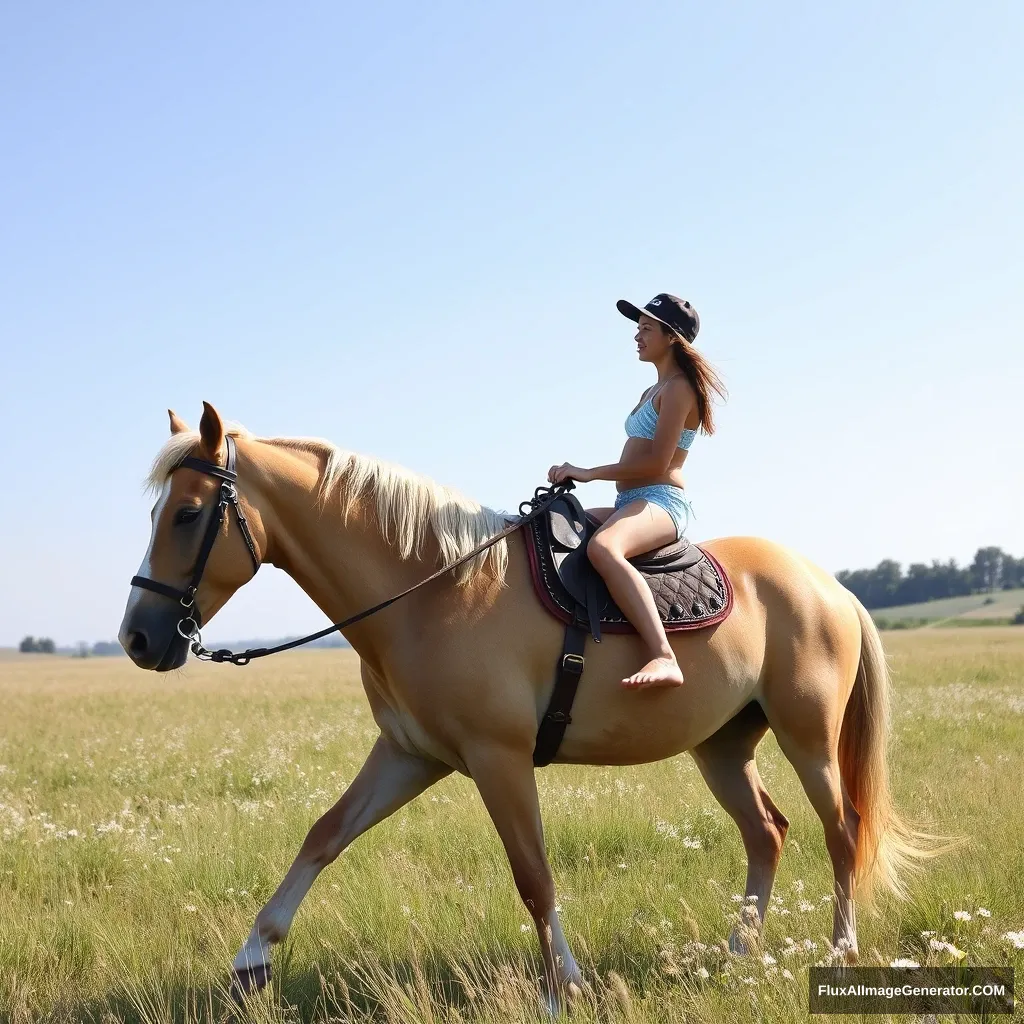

{"left": 245, "top": 440, "right": 435, "bottom": 662}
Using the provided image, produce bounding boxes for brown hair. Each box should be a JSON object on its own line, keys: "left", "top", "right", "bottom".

{"left": 663, "top": 325, "right": 727, "bottom": 434}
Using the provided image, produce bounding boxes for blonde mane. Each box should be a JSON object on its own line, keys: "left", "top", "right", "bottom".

{"left": 146, "top": 425, "right": 510, "bottom": 586}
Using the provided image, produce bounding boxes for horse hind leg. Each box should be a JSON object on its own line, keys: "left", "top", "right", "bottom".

{"left": 773, "top": 734, "right": 860, "bottom": 960}
{"left": 692, "top": 702, "right": 789, "bottom": 954}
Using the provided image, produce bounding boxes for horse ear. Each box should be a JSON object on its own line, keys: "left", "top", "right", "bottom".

{"left": 198, "top": 401, "right": 225, "bottom": 461}
{"left": 168, "top": 409, "right": 190, "bottom": 435}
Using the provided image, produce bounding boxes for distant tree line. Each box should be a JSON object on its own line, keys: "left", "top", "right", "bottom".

{"left": 836, "top": 546, "right": 1024, "bottom": 610}
{"left": 18, "top": 636, "right": 56, "bottom": 653}
{"left": 17, "top": 637, "right": 124, "bottom": 656}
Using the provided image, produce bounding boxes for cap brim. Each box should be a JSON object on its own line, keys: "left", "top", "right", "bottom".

{"left": 616, "top": 298, "right": 682, "bottom": 338}
{"left": 616, "top": 299, "right": 647, "bottom": 322}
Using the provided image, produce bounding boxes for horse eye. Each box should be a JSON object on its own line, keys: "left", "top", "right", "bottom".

{"left": 175, "top": 507, "right": 202, "bottom": 526}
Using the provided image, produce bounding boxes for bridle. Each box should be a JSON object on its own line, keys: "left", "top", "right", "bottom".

{"left": 129, "top": 434, "right": 574, "bottom": 667}
{"left": 130, "top": 435, "right": 261, "bottom": 651}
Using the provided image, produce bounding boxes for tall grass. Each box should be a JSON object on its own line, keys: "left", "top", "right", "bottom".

{"left": 1, "top": 630, "right": 1023, "bottom": 1022}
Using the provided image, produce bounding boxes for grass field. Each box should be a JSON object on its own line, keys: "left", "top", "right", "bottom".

{"left": 870, "top": 587, "right": 1024, "bottom": 626}
{"left": 2, "top": 630, "right": 1023, "bottom": 1023}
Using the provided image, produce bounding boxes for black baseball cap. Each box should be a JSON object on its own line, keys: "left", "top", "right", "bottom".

{"left": 616, "top": 293, "right": 700, "bottom": 343}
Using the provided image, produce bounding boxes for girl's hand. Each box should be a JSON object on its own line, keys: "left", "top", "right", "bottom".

{"left": 547, "top": 463, "right": 591, "bottom": 484}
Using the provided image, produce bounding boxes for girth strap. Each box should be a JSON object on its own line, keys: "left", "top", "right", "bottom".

{"left": 533, "top": 606, "right": 589, "bottom": 767}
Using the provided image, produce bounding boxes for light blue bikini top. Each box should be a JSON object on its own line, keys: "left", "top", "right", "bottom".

{"left": 624, "top": 380, "right": 698, "bottom": 450}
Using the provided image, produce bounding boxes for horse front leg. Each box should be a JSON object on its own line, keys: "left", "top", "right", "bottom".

{"left": 230, "top": 733, "right": 451, "bottom": 999}
{"left": 463, "top": 741, "right": 584, "bottom": 1017}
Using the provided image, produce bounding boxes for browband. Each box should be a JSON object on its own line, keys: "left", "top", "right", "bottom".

{"left": 129, "top": 435, "right": 260, "bottom": 623}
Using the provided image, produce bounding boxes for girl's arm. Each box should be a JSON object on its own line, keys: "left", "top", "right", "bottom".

{"left": 550, "top": 381, "right": 695, "bottom": 484}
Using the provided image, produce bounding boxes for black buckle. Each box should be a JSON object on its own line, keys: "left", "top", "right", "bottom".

{"left": 561, "top": 653, "right": 585, "bottom": 674}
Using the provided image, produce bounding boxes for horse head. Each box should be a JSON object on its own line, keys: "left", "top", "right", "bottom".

{"left": 119, "top": 402, "right": 262, "bottom": 670}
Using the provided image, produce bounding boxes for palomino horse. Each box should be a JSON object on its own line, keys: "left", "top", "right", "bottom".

{"left": 119, "top": 403, "right": 931, "bottom": 1012}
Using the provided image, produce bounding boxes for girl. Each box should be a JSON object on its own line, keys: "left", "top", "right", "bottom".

{"left": 547, "top": 293, "right": 726, "bottom": 690}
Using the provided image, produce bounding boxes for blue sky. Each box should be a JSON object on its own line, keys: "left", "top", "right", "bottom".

{"left": 1, "top": 2, "right": 1021, "bottom": 647}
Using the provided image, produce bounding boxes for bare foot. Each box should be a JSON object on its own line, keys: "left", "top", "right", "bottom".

{"left": 622, "top": 656, "right": 684, "bottom": 689}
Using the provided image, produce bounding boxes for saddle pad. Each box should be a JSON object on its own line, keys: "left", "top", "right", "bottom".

{"left": 518, "top": 508, "right": 733, "bottom": 633}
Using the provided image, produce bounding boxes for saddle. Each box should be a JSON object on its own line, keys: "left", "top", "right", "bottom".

{"left": 519, "top": 490, "right": 732, "bottom": 767}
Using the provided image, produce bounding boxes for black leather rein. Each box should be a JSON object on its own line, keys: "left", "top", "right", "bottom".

{"left": 129, "top": 437, "right": 573, "bottom": 666}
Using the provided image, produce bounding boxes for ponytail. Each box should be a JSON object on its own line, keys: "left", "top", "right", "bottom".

{"left": 667, "top": 331, "right": 727, "bottom": 435}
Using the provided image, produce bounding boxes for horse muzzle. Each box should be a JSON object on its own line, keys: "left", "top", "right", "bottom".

{"left": 119, "top": 604, "right": 190, "bottom": 671}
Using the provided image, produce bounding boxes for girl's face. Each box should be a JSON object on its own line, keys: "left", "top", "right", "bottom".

{"left": 635, "top": 314, "right": 673, "bottom": 362}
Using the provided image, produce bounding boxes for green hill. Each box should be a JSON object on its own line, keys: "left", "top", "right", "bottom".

{"left": 869, "top": 587, "right": 1024, "bottom": 627}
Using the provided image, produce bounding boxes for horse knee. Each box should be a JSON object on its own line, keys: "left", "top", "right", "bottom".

{"left": 511, "top": 861, "right": 555, "bottom": 918}
{"left": 741, "top": 810, "right": 787, "bottom": 865}
{"left": 299, "top": 813, "right": 344, "bottom": 869}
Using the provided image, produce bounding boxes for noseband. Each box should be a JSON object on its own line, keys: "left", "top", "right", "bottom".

{"left": 130, "top": 435, "right": 261, "bottom": 647}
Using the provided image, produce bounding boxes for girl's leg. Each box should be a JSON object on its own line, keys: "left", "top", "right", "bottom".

{"left": 585, "top": 506, "right": 617, "bottom": 526}
{"left": 586, "top": 500, "right": 684, "bottom": 689}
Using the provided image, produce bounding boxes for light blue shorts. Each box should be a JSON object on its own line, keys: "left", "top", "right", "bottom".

{"left": 613, "top": 484, "right": 693, "bottom": 541}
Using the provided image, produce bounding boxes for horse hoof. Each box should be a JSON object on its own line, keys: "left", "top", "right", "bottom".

{"left": 230, "top": 962, "right": 271, "bottom": 1002}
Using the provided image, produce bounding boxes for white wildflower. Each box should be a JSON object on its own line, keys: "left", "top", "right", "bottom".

{"left": 929, "top": 939, "right": 966, "bottom": 959}
{"left": 977, "top": 908, "right": 991, "bottom": 918}
{"left": 1002, "top": 931, "right": 1024, "bottom": 949}
{"left": 655, "top": 818, "right": 679, "bottom": 839}
{"left": 953, "top": 910, "right": 972, "bottom": 922}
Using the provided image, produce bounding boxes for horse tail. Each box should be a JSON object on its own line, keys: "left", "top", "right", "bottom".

{"left": 838, "top": 595, "right": 946, "bottom": 902}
